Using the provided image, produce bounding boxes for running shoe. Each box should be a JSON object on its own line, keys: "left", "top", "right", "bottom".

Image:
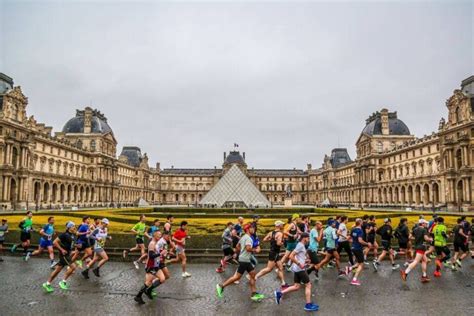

{"left": 134, "top": 296, "right": 146, "bottom": 305}
{"left": 421, "top": 276, "right": 430, "bottom": 283}
{"left": 451, "top": 264, "right": 458, "bottom": 271}
{"left": 75, "top": 260, "right": 83, "bottom": 269}
{"left": 345, "top": 266, "right": 352, "bottom": 275}
{"left": 337, "top": 270, "right": 347, "bottom": 278}
{"left": 372, "top": 261, "right": 379, "bottom": 272}
{"left": 81, "top": 269, "right": 90, "bottom": 279}
{"left": 250, "top": 293, "right": 265, "bottom": 302}
{"left": 350, "top": 279, "right": 361, "bottom": 286}
{"left": 58, "top": 280, "right": 69, "bottom": 290}
{"left": 92, "top": 268, "right": 100, "bottom": 277}
{"left": 182, "top": 272, "right": 191, "bottom": 278}
{"left": 403, "top": 262, "right": 409, "bottom": 267}
{"left": 443, "top": 261, "right": 451, "bottom": 268}
{"left": 10, "top": 244, "right": 17, "bottom": 253}
{"left": 42, "top": 282, "right": 54, "bottom": 293}
{"left": 133, "top": 261, "right": 140, "bottom": 270}
{"left": 144, "top": 288, "right": 154, "bottom": 300}
{"left": 391, "top": 264, "right": 400, "bottom": 270}
{"left": 400, "top": 270, "right": 407, "bottom": 281}
{"left": 433, "top": 270, "right": 441, "bottom": 278}
{"left": 220, "top": 259, "right": 227, "bottom": 268}
{"left": 393, "top": 251, "right": 398, "bottom": 258}
{"left": 216, "top": 284, "right": 224, "bottom": 298}
{"left": 455, "top": 259, "right": 462, "bottom": 267}
{"left": 215, "top": 267, "right": 224, "bottom": 273}
{"left": 151, "top": 289, "right": 157, "bottom": 297}
{"left": 429, "top": 253, "right": 436, "bottom": 259}
{"left": 363, "top": 261, "right": 370, "bottom": 266}
{"left": 281, "top": 283, "right": 290, "bottom": 290}
{"left": 24, "top": 252, "right": 31, "bottom": 261}
{"left": 304, "top": 303, "right": 319, "bottom": 311}
{"left": 233, "top": 280, "right": 240, "bottom": 284}
{"left": 274, "top": 290, "right": 282, "bottom": 304}
{"left": 122, "top": 250, "right": 127, "bottom": 259}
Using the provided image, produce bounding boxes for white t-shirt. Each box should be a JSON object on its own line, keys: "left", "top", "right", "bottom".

{"left": 291, "top": 242, "right": 307, "bottom": 273}
{"left": 338, "top": 223, "right": 348, "bottom": 242}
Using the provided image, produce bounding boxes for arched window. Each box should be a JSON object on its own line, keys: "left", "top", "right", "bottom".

{"left": 455, "top": 107, "right": 462, "bottom": 123}
{"left": 11, "top": 104, "right": 18, "bottom": 120}
{"left": 90, "top": 140, "right": 96, "bottom": 151}
{"left": 377, "top": 142, "right": 383, "bottom": 153}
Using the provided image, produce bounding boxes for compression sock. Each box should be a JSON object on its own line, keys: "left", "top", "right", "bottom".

{"left": 137, "top": 284, "right": 148, "bottom": 297}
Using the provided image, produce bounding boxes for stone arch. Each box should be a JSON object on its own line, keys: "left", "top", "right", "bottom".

{"left": 455, "top": 148, "right": 463, "bottom": 170}
{"left": 12, "top": 146, "right": 19, "bottom": 168}
{"left": 43, "top": 182, "right": 50, "bottom": 203}
{"left": 415, "top": 184, "right": 421, "bottom": 205}
{"left": 60, "top": 184, "right": 65, "bottom": 203}
{"left": 432, "top": 182, "right": 440, "bottom": 205}
{"left": 400, "top": 186, "right": 406, "bottom": 204}
{"left": 10, "top": 178, "right": 17, "bottom": 207}
{"left": 456, "top": 180, "right": 464, "bottom": 205}
{"left": 34, "top": 181, "right": 41, "bottom": 205}
{"left": 407, "top": 185, "right": 414, "bottom": 205}
{"left": 394, "top": 187, "right": 399, "bottom": 204}
{"left": 52, "top": 183, "right": 58, "bottom": 203}
{"left": 422, "top": 183, "right": 430, "bottom": 206}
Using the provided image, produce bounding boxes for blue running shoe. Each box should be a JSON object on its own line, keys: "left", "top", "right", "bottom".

{"left": 274, "top": 290, "right": 282, "bottom": 304}
{"left": 304, "top": 303, "right": 319, "bottom": 311}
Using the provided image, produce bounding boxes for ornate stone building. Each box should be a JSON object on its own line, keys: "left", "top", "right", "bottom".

{"left": 0, "top": 73, "right": 472, "bottom": 211}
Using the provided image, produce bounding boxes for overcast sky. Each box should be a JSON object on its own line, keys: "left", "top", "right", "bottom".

{"left": 1, "top": 1, "right": 472, "bottom": 169}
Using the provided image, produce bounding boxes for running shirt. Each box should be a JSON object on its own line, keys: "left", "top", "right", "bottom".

{"left": 132, "top": 222, "right": 146, "bottom": 238}
{"left": 287, "top": 223, "right": 298, "bottom": 242}
{"left": 291, "top": 242, "right": 307, "bottom": 273}
{"left": 238, "top": 234, "right": 253, "bottom": 263}
{"left": 41, "top": 223, "right": 54, "bottom": 241}
{"left": 361, "top": 221, "right": 369, "bottom": 240}
{"left": 377, "top": 224, "right": 393, "bottom": 242}
{"left": 338, "top": 223, "right": 348, "bottom": 242}
{"left": 433, "top": 224, "right": 447, "bottom": 247}
{"left": 90, "top": 226, "right": 108, "bottom": 250}
{"left": 324, "top": 226, "right": 337, "bottom": 249}
{"left": 367, "top": 222, "right": 376, "bottom": 241}
{"left": 58, "top": 231, "right": 75, "bottom": 255}
{"left": 413, "top": 226, "right": 428, "bottom": 251}
{"left": 21, "top": 218, "right": 33, "bottom": 232}
{"left": 173, "top": 228, "right": 187, "bottom": 247}
{"left": 0, "top": 223, "right": 8, "bottom": 241}
{"left": 395, "top": 224, "right": 409, "bottom": 244}
{"left": 222, "top": 228, "right": 233, "bottom": 249}
{"left": 453, "top": 224, "right": 466, "bottom": 244}
{"left": 77, "top": 223, "right": 90, "bottom": 242}
{"left": 147, "top": 225, "right": 159, "bottom": 238}
{"left": 269, "top": 231, "right": 281, "bottom": 254}
{"left": 351, "top": 227, "right": 364, "bottom": 250}
{"left": 234, "top": 223, "right": 243, "bottom": 236}
{"left": 308, "top": 228, "right": 319, "bottom": 252}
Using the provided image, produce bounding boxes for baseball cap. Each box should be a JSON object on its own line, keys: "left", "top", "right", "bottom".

{"left": 274, "top": 220, "right": 284, "bottom": 227}
{"left": 419, "top": 219, "right": 429, "bottom": 225}
{"left": 327, "top": 219, "right": 335, "bottom": 226}
{"left": 300, "top": 232, "right": 310, "bottom": 239}
{"left": 102, "top": 218, "right": 110, "bottom": 225}
{"left": 66, "top": 221, "right": 75, "bottom": 229}
{"left": 243, "top": 224, "right": 252, "bottom": 232}
{"left": 292, "top": 213, "right": 300, "bottom": 220}
{"left": 384, "top": 218, "right": 391, "bottom": 223}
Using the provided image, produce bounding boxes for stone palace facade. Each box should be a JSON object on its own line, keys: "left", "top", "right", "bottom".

{"left": 0, "top": 73, "right": 473, "bottom": 211}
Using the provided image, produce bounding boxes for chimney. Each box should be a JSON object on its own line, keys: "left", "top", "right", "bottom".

{"left": 243, "top": 152, "right": 246, "bottom": 160}
{"left": 84, "top": 107, "right": 93, "bottom": 134}
{"left": 223, "top": 152, "right": 226, "bottom": 162}
{"left": 156, "top": 162, "right": 160, "bottom": 170}
{"left": 307, "top": 163, "right": 312, "bottom": 170}
{"left": 380, "top": 108, "right": 389, "bottom": 135}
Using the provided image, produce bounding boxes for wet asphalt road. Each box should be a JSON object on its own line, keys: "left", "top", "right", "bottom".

{"left": 0, "top": 256, "right": 473, "bottom": 316}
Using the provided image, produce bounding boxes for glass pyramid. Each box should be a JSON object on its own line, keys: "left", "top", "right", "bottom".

{"left": 200, "top": 165, "right": 271, "bottom": 207}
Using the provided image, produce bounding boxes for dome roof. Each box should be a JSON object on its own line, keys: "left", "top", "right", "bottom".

{"left": 330, "top": 148, "right": 352, "bottom": 168}
{"left": 120, "top": 146, "right": 142, "bottom": 167}
{"left": 361, "top": 111, "right": 410, "bottom": 136}
{"left": 224, "top": 151, "right": 245, "bottom": 165}
{"left": 62, "top": 108, "right": 113, "bottom": 134}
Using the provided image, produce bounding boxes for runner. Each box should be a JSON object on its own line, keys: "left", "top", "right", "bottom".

{"left": 373, "top": 218, "right": 399, "bottom": 271}
{"left": 274, "top": 232, "right": 319, "bottom": 312}
{"left": 400, "top": 219, "right": 432, "bottom": 283}
{"left": 234, "top": 216, "right": 244, "bottom": 236}
{"left": 123, "top": 214, "right": 147, "bottom": 269}
{"left": 306, "top": 221, "right": 323, "bottom": 280}
{"left": 72, "top": 216, "right": 93, "bottom": 268}
{"left": 313, "top": 219, "right": 346, "bottom": 277}
{"left": 136, "top": 219, "right": 161, "bottom": 264}
{"left": 363, "top": 215, "right": 378, "bottom": 263}
{"left": 450, "top": 218, "right": 469, "bottom": 270}
{"left": 163, "top": 215, "right": 174, "bottom": 234}
{"left": 29, "top": 216, "right": 56, "bottom": 267}
{"left": 432, "top": 217, "right": 450, "bottom": 277}
{"left": 170, "top": 220, "right": 191, "bottom": 278}
{"left": 134, "top": 230, "right": 170, "bottom": 304}
{"left": 425, "top": 215, "right": 438, "bottom": 259}
{"left": 216, "top": 224, "right": 265, "bottom": 302}
{"left": 394, "top": 218, "right": 411, "bottom": 266}
{"left": 348, "top": 218, "right": 369, "bottom": 286}
{"left": 11, "top": 211, "right": 34, "bottom": 259}
{"left": 281, "top": 214, "right": 300, "bottom": 269}
{"left": 42, "top": 221, "right": 77, "bottom": 293}
{"left": 0, "top": 219, "right": 8, "bottom": 262}
{"left": 336, "top": 216, "right": 354, "bottom": 267}
{"left": 216, "top": 222, "right": 234, "bottom": 273}
{"left": 254, "top": 221, "right": 287, "bottom": 287}
{"left": 81, "top": 218, "right": 111, "bottom": 279}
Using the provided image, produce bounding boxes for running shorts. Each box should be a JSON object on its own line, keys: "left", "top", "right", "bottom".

{"left": 353, "top": 249, "right": 364, "bottom": 263}
{"left": 286, "top": 241, "right": 297, "bottom": 251}
{"left": 326, "top": 248, "right": 336, "bottom": 255}
{"left": 268, "top": 251, "right": 280, "bottom": 262}
{"left": 294, "top": 271, "right": 310, "bottom": 284}
{"left": 398, "top": 242, "right": 408, "bottom": 249}
{"left": 76, "top": 239, "right": 90, "bottom": 249}
{"left": 223, "top": 247, "right": 234, "bottom": 257}
{"left": 39, "top": 238, "right": 53, "bottom": 248}
{"left": 20, "top": 231, "right": 31, "bottom": 242}
{"left": 435, "top": 246, "right": 450, "bottom": 256}
{"left": 58, "top": 253, "right": 72, "bottom": 267}
{"left": 237, "top": 262, "right": 254, "bottom": 275}
{"left": 145, "top": 267, "right": 160, "bottom": 274}
{"left": 307, "top": 250, "right": 319, "bottom": 264}
{"left": 176, "top": 245, "right": 185, "bottom": 255}
{"left": 136, "top": 237, "right": 144, "bottom": 245}
{"left": 454, "top": 242, "right": 468, "bottom": 252}
{"left": 381, "top": 240, "right": 391, "bottom": 251}
{"left": 367, "top": 235, "right": 375, "bottom": 243}
{"left": 415, "top": 249, "right": 425, "bottom": 256}
{"left": 94, "top": 247, "right": 105, "bottom": 254}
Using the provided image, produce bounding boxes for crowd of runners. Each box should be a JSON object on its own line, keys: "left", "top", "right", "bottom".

{"left": 0, "top": 211, "right": 473, "bottom": 312}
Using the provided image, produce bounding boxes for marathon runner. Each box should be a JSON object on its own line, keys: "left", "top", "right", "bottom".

{"left": 28, "top": 216, "right": 56, "bottom": 267}
{"left": 216, "top": 224, "right": 265, "bottom": 302}
{"left": 401, "top": 219, "right": 432, "bottom": 283}
{"left": 363, "top": 215, "right": 378, "bottom": 263}
{"left": 451, "top": 218, "right": 469, "bottom": 270}
{"left": 348, "top": 218, "right": 368, "bottom": 286}
{"left": 72, "top": 216, "right": 93, "bottom": 268}
{"left": 170, "top": 220, "right": 191, "bottom": 278}
{"left": 432, "top": 217, "right": 450, "bottom": 277}
{"left": 306, "top": 221, "right": 323, "bottom": 281}
{"left": 373, "top": 218, "right": 399, "bottom": 271}
{"left": 216, "top": 222, "right": 235, "bottom": 273}
{"left": 81, "top": 218, "right": 111, "bottom": 279}
{"left": 394, "top": 218, "right": 412, "bottom": 267}
{"left": 313, "top": 219, "right": 346, "bottom": 278}
{"left": 42, "top": 221, "right": 77, "bottom": 293}
{"left": 0, "top": 219, "right": 8, "bottom": 262}
{"left": 281, "top": 214, "right": 300, "bottom": 270}
{"left": 11, "top": 211, "right": 34, "bottom": 260}
{"left": 336, "top": 216, "right": 354, "bottom": 267}
{"left": 274, "top": 232, "right": 319, "bottom": 312}
{"left": 123, "top": 214, "right": 147, "bottom": 269}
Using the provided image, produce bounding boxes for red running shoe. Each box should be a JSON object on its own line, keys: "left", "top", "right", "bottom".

{"left": 433, "top": 271, "right": 441, "bottom": 278}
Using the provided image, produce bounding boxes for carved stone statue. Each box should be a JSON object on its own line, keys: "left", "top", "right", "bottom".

{"left": 285, "top": 185, "right": 293, "bottom": 198}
